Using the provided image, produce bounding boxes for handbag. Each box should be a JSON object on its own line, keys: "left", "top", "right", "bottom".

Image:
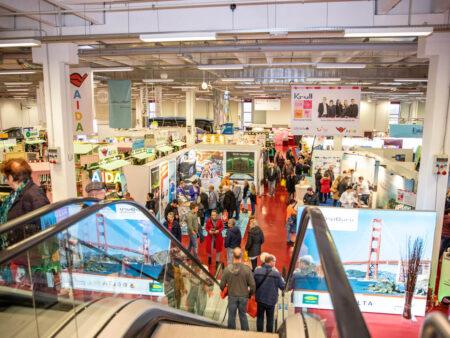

{"left": 247, "top": 268, "right": 271, "bottom": 318}
{"left": 280, "top": 178, "right": 286, "bottom": 187}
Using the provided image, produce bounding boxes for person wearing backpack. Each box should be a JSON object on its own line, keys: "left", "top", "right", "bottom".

{"left": 254, "top": 254, "right": 286, "bottom": 332}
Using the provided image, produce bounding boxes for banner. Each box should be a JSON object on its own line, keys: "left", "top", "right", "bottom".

{"left": 293, "top": 206, "right": 436, "bottom": 316}
{"left": 254, "top": 98, "right": 280, "bottom": 111}
{"left": 291, "top": 86, "right": 361, "bottom": 136}
{"left": 70, "top": 68, "right": 94, "bottom": 135}
{"left": 109, "top": 80, "right": 132, "bottom": 129}
{"left": 196, "top": 151, "right": 224, "bottom": 189}
{"left": 389, "top": 124, "right": 423, "bottom": 138}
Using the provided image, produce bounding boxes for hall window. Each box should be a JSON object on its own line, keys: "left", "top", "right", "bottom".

{"left": 243, "top": 100, "right": 252, "bottom": 124}
{"left": 389, "top": 102, "right": 400, "bottom": 124}
{"left": 148, "top": 100, "right": 156, "bottom": 118}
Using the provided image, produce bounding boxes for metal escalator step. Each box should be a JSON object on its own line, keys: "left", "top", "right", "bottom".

{"left": 152, "top": 323, "right": 278, "bottom": 338}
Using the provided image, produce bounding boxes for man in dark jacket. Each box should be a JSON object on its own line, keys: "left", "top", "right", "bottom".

{"left": 220, "top": 247, "right": 256, "bottom": 331}
{"left": 303, "top": 187, "right": 319, "bottom": 206}
{"left": 254, "top": 254, "right": 286, "bottom": 332}
{"left": 222, "top": 185, "right": 236, "bottom": 218}
{"left": 224, "top": 218, "right": 242, "bottom": 265}
{"left": 164, "top": 199, "right": 179, "bottom": 221}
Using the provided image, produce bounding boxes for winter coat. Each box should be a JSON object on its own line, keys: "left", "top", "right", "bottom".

{"left": 286, "top": 175, "right": 298, "bottom": 193}
{"left": 314, "top": 172, "right": 322, "bottom": 189}
{"left": 320, "top": 177, "right": 331, "bottom": 194}
{"left": 254, "top": 264, "right": 286, "bottom": 306}
{"left": 225, "top": 226, "right": 242, "bottom": 249}
{"left": 331, "top": 178, "right": 341, "bottom": 200}
{"left": 220, "top": 263, "right": 255, "bottom": 297}
{"left": 245, "top": 226, "right": 265, "bottom": 257}
{"left": 5, "top": 181, "right": 50, "bottom": 245}
{"left": 303, "top": 193, "right": 320, "bottom": 206}
{"left": 205, "top": 218, "right": 224, "bottom": 254}
{"left": 338, "top": 181, "right": 349, "bottom": 197}
{"left": 223, "top": 190, "right": 236, "bottom": 213}
{"left": 163, "top": 220, "right": 182, "bottom": 243}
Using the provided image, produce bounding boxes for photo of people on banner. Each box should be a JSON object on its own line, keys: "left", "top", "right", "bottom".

{"left": 291, "top": 86, "right": 361, "bottom": 136}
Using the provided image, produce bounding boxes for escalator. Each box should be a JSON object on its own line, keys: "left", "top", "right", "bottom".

{"left": 0, "top": 203, "right": 372, "bottom": 337}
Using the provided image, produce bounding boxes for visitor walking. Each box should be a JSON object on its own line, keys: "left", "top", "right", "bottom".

{"left": 286, "top": 171, "right": 298, "bottom": 202}
{"left": 242, "top": 180, "right": 250, "bottom": 213}
{"left": 314, "top": 168, "right": 323, "bottom": 194}
{"left": 186, "top": 203, "right": 200, "bottom": 257}
{"left": 205, "top": 210, "right": 224, "bottom": 270}
{"left": 223, "top": 185, "right": 237, "bottom": 220}
{"left": 245, "top": 217, "right": 265, "bottom": 271}
{"left": 163, "top": 211, "right": 182, "bottom": 243}
{"left": 266, "top": 163, "right": 280, "bottom": 197}
{"left": 286, "top": 199, "right": 297, "bottom": 246}
{"left": 254, "top": 255, "right": 286, "bottom": 332}
{"left": 233, "top": 181, "right": 243, "bottom": 221}
{"left": 249, "top": 183, "right": 257, "bottom": 216}
{"left": 220, "top": 248, "right": 256, "bottom": 331}
{"left": 320, "top": 173, "right": 331, "bottom": 204}
{"left": 224, "top": 218, "right": 241, "bottom": 265}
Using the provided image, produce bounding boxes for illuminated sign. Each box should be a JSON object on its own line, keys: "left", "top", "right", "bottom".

{"left": 70, "top": 68, "right": 93, "bottom": 135}
{"left": 91, "top": 170, "right": 122, "bottom": 184}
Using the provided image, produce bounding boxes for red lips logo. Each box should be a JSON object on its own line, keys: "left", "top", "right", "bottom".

{"left": 70, "top": 73, "right": 88, "bottom": 87}
{"left": 336, "top": 127, "right": 346, "bottom": 133}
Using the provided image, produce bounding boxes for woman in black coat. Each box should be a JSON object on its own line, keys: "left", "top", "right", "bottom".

{"left": 314, "top": 168, "right": 323, "bottom": 194}
{"left": 164, "top": 212, "right": 182, "bottom": 243}
{"left": 245, "top": 218, "right": 265, "bottom": 271}
{"left": 0, "top": 158, "right": 50, "bottom": 247}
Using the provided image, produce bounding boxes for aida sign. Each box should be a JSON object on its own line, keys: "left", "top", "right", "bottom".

{"left": 70, "top": 68, "right": 94, "bottom": 135}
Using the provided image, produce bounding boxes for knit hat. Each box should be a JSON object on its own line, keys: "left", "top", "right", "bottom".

{"left": 85, "top": 181, "right": 106, "bottom": 193}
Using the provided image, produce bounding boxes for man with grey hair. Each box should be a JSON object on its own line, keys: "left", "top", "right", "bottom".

{"left": 220, "top": 247, "right": 255, "bottom": 331}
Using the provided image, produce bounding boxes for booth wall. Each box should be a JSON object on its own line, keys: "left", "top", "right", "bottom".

{"left": 0, "top": 99, "right": 39, "bottom": 129}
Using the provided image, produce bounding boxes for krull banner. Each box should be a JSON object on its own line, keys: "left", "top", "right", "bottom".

{"left": 291, "top": 86, "right": 361, "bottom": 136}
{"left": 70, "top": 68, "right": 94, "bottom": 135}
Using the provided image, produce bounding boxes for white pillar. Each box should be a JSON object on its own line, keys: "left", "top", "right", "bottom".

{"left": 186, "top": 90, "right": 196, "bottom": 145}
{"left": 416, "top": 32, "right": 450, "bottom": 291}
{"left": 333, "top": 136, "right": 343, "bottom": 150}
{"left": 32, "top": 43, "right": 78, "bottom": 200}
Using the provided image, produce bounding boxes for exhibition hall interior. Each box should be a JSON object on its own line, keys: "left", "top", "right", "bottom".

{"left": 0, "top": 0, "right": 450, "bottom": 337}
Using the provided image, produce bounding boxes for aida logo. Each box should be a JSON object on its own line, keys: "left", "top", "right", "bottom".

{"left": 302, "top": 294, "right": 319, "bottom": 305}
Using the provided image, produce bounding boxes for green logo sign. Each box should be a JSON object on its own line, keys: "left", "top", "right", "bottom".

{"left": 302, "top": 294, "right": 319, "bottom": 305}
{"left": 149, "top": 281, "right": 163, "bottom": 293}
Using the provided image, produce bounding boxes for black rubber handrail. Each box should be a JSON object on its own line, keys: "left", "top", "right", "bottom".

{"left": 420, "top": 312, "right": 450, "bottom": 338}
{"left": 284, "top": 206, "right": 370, "bottom": 338}
{"left": 0, "top": 197, "right": 99, "bottom": 235}
{"left": 0, "top": 200, "right": 219, "bottom": 287}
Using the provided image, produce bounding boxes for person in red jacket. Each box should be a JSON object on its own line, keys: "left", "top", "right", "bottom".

{"left": 205, "top": 209, "right": 224, "bottom": 270}
{"left": 320, "top": 173, "right": 331, "bottom": 204}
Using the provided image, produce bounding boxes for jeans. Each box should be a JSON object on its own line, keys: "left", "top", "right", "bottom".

{"left": 235, "top": 200, "right": 241, "bottom": 220}
{"left": 256, "top": 302, "right": 275, "bottom": 332}
{"left": 250, "top": 201, "right": 256, "bottom": 215}
{"left": 250, "top": 257, "right": 257, "bottom": 271}
{"left": 188, "top": 234, "right": 198, "bottom": 257}
{"left": 228, "top": 296, "right": 249, "bottom": 330}
{"left": 242, "top": 197, "right": 248, "bottom": 210}
{"left": 268, "top": 180, "right": 276, "bottom": 196}
{"left": 227, "top": 248, "right": 234, "bottom": 265}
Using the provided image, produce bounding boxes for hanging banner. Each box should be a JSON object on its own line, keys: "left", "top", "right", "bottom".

{"left": 291, "top": 86, "right": 361, "bottom": 136}
{"left": 70, "top": 68, "right": 94, "bottom": 135}
{"left": 109, "top": 80, "right": 132, "bottom": 129}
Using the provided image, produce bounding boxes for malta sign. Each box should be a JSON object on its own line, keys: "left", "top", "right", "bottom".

{"left": 70, "top": 68, "right": 94, "bottom": 135}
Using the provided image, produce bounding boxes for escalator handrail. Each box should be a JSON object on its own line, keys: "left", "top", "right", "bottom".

{"left": 420, "top": 312, "right": 450, "bottom": 338}
{"left": 0, "top": 200, "right": 219, "bottom": 287}
{"left": 284, "top": 206, "right": 370, "bottom": 338}
{"left": 0, "top": 197, "right": 99, "bottom": 235}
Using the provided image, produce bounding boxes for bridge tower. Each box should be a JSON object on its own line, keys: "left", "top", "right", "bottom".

{"left": 365, "top": 218, "right": 383, "bottom": 280}
{"left": 143, "top": 232, "right": 150, "bottom": 264}
{"left": 95, "top": 213, "right": 108, "bottom": 254}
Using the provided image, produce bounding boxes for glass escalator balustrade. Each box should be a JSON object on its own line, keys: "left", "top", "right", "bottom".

{"left": 0, "top": 202, "right": 225, "bottom": 338}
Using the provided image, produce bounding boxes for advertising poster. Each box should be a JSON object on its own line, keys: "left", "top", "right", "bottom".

{"left": 291, "top": 86, "right": 361, "bottom": 136}
{"left": 177, "top": 150, "right": 196, "bottom": 183}
{"left": 293, "top": 206, "right": 436, "bottom": 316}
{"left": 160, "top": 162, "right": 169, "bottom": 222}
{"left": 168, "top": 159, "right": 176, "bottom": 203}
{"left": 70, "top": 68, "right": 94, "bottom": 135}
{"left": 226, "top": 151, "right": 255, "bottom": 181}
{"left": 60, "top": 203, "right": 170, "bottom": 296}
{"left": 196, "top": 151, "right": 224, "bottom": 188}
{"left": 150, "top": 166, "right": 160, "bottom": 219}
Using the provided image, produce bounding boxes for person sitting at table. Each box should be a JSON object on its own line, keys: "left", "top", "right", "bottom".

{"left": 303, "top": 187, "right": 319, "bottom": 206}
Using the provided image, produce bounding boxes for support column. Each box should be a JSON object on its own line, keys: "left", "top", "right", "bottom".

{"left": 186, "top": 90, "right": 196, "bottom": 145}
{"left": 32, "top": 43, "right": 78, "bottom": 200}
{"left": 416, "top": 32, "right": 450, "bottom": 291}
{"left": 333, "top": 136, "right": 343, "bottom": 150}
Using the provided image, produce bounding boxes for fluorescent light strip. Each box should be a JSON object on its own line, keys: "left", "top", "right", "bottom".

{"left": 6, "top": 88, "right": 29, "bottom": 92}
{"left": 221, "top": 78, "right": 255, "bottom": 82}
{"left": 0, "top": 70, "right": 37, "bottom": 75}
{"left": 234, "top": 85, "right": 261, "bottom": 89}
{"left": 172, "top": 86, "right": 198, "bottom": 89}
{"left": 379, "top": 82, "right": 403, "bottom": 85}
{"left": 0, "top": 38, "right": 41, "bottom": 48}
{"left": 142, "top": 79, "right": 174, "bottom": 83}
{"left": 394, "top": 78, "right": 428, "bottom": 83}
{"left": 316, "top": 63, "right": 366, "bottom": 69}
{"left": 344, "top": 27, "right": 433, "bottom": 37}
{"left": 197, "top": 64, "right": 244, "bottom": 70}
{"left": 347, "top": 82, "right": 373, "bottom": 85}
{"left": 408, "top": 92, "right": 423, "bottom": 95}
{"left": 140, "top": 32, "right": 216, "bottom": 42}
{"left": 92, "top": 67, "right": 133, "bottom": 72}
{"left": 4, "top": 82, "right": 33, "bottom": 86}
{"left": 306, "top": 77, "right": 341, "bottom": 82}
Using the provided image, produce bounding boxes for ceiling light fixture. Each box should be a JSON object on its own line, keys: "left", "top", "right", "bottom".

{"left": 0, "top": 70, "right": 37, "bottom": 75}
{"left": 344, "top": 27, "right": 433, "bottom": 37}
{"left": 201, "top": 81, "right": 208, "bottom": 90}
{"left": 142, "top": 79, "right": 174, "bottom": 83}
{"left": 92, "top": 67, "right": 133, "bottom": 72}
{"left": 6, "top": 88, "right": 29, "bottom": 92}
{"left": 394, "top": 78, "right": 428, "bottom": 82}
{"left": 379, "top": 82, "right": 403, "bottom": 85}
{"left": 197, "top": 64, "right": 244, "bottom": 70}
{"left": 140, "top": 32, "right": 216, "bottom": 42}
{"left": 347, "top": 82, "right": 373, "bottom": 85}
{"left": 316, "top": 63, "right": 366, "bottom": 69}
{"left": 305, "top": 77, "right": 341, "bottom": 82}
{"left": 234, "top": 85, "right": 261, "bottom": 89}
{"left": 172, "top": 86, "right": 198, "bottom": 89}
{"left": 0, "top": 38, "right": 41, "bottom": 48}
{"left": 4, "top": 82, "right": 33, "bottom": 86}
{"left": 220, "top": 78, "right": 255, "bottom": 82}
{"left": 408, "top": 92, "right": 423, "bottom": 95}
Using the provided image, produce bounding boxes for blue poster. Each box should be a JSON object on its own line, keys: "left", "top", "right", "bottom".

{"left": 389, "top": 124, "right": 423, "bottom": 138}
{"left": 109, "top": 80, "right": 132, "bottom": 129}
{"left": 293, "top": 206, "right": 436, "bottom": 316}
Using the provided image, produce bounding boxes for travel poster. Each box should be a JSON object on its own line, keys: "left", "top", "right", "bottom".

{"left": 196, "top": 150, "right": 224, "bottom": 189}
{"left": 160, "top": 162, "right": 169, "bottom": 222}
